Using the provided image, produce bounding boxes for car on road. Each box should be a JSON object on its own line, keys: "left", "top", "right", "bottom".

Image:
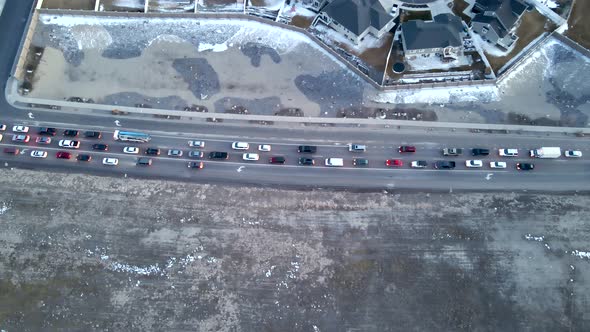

{"left": 269, "top": 156, "right": 286, "bottom": 164}
{"left": 38, "top": 127, "right": 57, "bottom": 136}
{"left": 209, "top": 151, "right": 229, "bottom": 159}
{"left": 564, "top": 150, "right": 582, "bottom": 158}
{"left": 298, "top": 157, "right": 315, "bottom": 165}
{"left": 466, "top": 160, "right": 483, "bottom": 168}
{"left": 232, "top": 142, "right": 250, "bottom": 150}
{"left": 353, "top": 158, "right": 369, "bottom": 166}
{"left": 56, "top": 151, "right": 72, "bottom": 159}
{"left": 63, "top": 129, "right": 79, "bottom": 137}
{"left": 516, "top": 163, "right": 534, "bottom": 171}
{"left": 137, "top": 158, "right": 152, "bottom": 166}
{"left": 442, "top": 148, "right": 462, "bottom": 156}
{"left": 258, "top": 144, "right": 271, "bottom": 152}
{"left": 123, "top": 146, "right": 139, "bottom": 154}
{"left": 385, "top": 159, "right": 403, "bottom": 167}
{"left": 489, "top": 161, "right": 507, "bottom": 169}
{"left": 4, "top": 147, "right": 19, "bottom": 154}
{"left": 349, "top": 144, "right": 366, "bottom": 152}
{"left": 243, "top": 153, "right": 260, "bottom": 161}
{"left": 30, "top": 150, "right": 47, "bottom": 158}
{"left": 145, "top": 148, "right": 161, "bottom": 156}
{"left": 499, "top": 148, "right": 518, "bottom": 157}
{"left": 298, "top": 145, "right": 317, "bottom": 153}
{"left": 410, "top": 160, "right": 428, "bottom": 168}
{"left": 59, "top": 140, "right": 80, "bottom": 149}
{"left": 36, "top": 136, "right": 51, "bottom": 144}
{"left": 0, "top": 124, "right": 6, "bottom": 131}
{"left": 435, "top": 161, "right": 456, "bottom": 169}
{"left": 0, "top": 134, "right": 3, "bottom": 142}
{"left": 399, "top": 146, "right": 416, "bottom": 153}
{"left": 92, "top": 143, "right": 109, "bottom": 151}
{"left": 12, "top": 125, "right": 29, "bottom": 133}
{"left": 325, "top": 158, "right": 344, "bottom": 167}
{"left": 77, "top": 154, "right": 92, "bottom": 162}
{"left": 188, "top": 150, "right": 204, "bottom": 158}
{"left": 12, "top": 134, "right": 30, "bottom": 143}
{"left": 188, "top": 140, "right": 205, "bottom": 148}
{"left": 168, "top": 149, "right": 183, "bottom": 157}
{"left": 188, "top": 161, "right": 204, "bottom": 169}
{"left": 102, "top": 158, "right": 119, "bottom": 166}
{"left": 471, "top": 148, "right": 490, "bottom": 156}
{"left": 84, "top": 131, "right": 102, "bottom": 139}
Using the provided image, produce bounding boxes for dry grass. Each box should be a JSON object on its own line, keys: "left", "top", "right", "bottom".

{"left": 565, "top": 0, "right": 590, "bottom": 50}
{"left": 452, "top": 0, "right": 472, "bottom": 24}
{"left": 399, "top": 10, "right": 432, "bottom": 23}
{"left": 290, "top": 15, "right": 313, "bottom": 29}
{"left": 41, "top": 0, "right": 96, "bottom": 10}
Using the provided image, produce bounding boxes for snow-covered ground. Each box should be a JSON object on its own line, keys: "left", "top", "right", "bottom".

{"left": 471, "top": 32, "right": 514, "bottom": 58}
{"left": 406, "top": 54, "right": 472, "bottom": 71}
{"left": 369, "top": 84, "right": 499, "bottom": 105}
{"left": 279, "top": 1, "right": 316, "bottom": 19}
{"left": 540, "top": 0, "right": 559, "bottom": 9}
{"left": 313, "top": 24, "right": 388, "bottom": 55}
{"left": 249, "top": 0, "right": 284, "bottom": 10}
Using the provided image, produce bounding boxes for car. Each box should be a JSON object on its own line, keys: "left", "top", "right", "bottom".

{"left": 298, "top": 157, "right": 315, "bottom": 165}
{"left": 102, "top": 157, "right": 119, "bottom": 166}
{"left": 92, "top": 143, "right": 109, "bottom": 151}
{"left": 231, "top": 142, "right": 250, "bottom": 150}
{"left": 12, "top": 134, "right": 30, "bottom": 143}
{"left": 298, "top": 145, "right": 317, "bottom": 153}
{"left": 466, "top": 160, "right": 483, "bottom": 168}
{"left": 38, "top": 127, "right": 57, "bottom": 136}
{"left": 489, "top": 161, "right": 507, "bottom": 169}
{"left": 36, "top": 137, "right": 51, "bottom": 144}
{"left": 0, "top": 134, "right": 2, "bottom": 142}
{"left": 471, "top": 148, "right": 490, "bottom": 156}
{"left": 269, "top": 156, "right": 286, "bottom": 164}
{"left": 84, "top": 131, "right": 102, "bottom": 139}
{"left": 258, "top": 144, "right": 271, "bottom": 152}
{"left": 385, "top": 159, "right": 403, "bottom": 167}
{"left": 58, "top": 140, "right": 80, "bottom": 149}
{"left": 56, "top": 151, "right": 72, "bottom": 159}
{"left": 325, "top": 158, "right": 344, "bottom": 167}
{"left": 399, "top": 146, "right": 416, "bottom": 153}
{"left": 30, "top": 150, "right": 47, "bottom": 158}
{"left": 516, "top": 163, "right": 534, "bottom": 171}
{"left": 77, "top": 154, "right": 92, "bottom": 162}
{"left": 188, "top": 150, "right": 204, "bottom": 158}
{"left": 564, "top": 150, "right": 582, "bottom": 158}
{"left": 243, "top": 153, "right": 260, "bottom": 161}
{"left": 63, "top": 129, "right": 79, "bottom": 137}
{"left": 209, "top": 151, "right": 229, "bottom": 159}
{"left": 4, "top": 147, "right": 19, "bottom": 154}
{"left": 168, "top": 149, "right": 183, "bottom": 157}
{"left": 188, "top": 161, "right": 204, "bottom": 169}
{"left": 188, "top": 140, "right": 205, "bottom": 148}
{"left": 0, "top": 124, "right": 6, "bottom": 131}
{"left": 137, "top": 157, "right": 152, "bottom": 166}
{"left": 12, "top": 125, "right": 29, "bottom": 133}
{"left": 349, "top": 144, "right": 366, "bottom": 152}
{"left": 435, "top": 161, "right": 456, "bottom": 169}
{"left": 410, "top": 160, "right": 428, "bottom": 168}
{"left": 499, "top": 148, "right": 518, "bottom": 157}
{"left": 442, "top": 148, "right": 462, "bottom": 156}
{"left": 353, "top": 158, "right": 369, "bottom": 166}
{"left": 123, "top": 146, "right": 139, "bottom": 154}
{"left": 145, "top": 148, "right": 161, "bottom": 156}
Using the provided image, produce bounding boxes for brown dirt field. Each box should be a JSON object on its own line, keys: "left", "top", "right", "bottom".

{"left": 400, "top": 10, "right": 432, "bottom": 23}
{"left": 452, "top": 0, "right": 472, "bottom": 24}
{"left": 358, "top": 33, "right": 394, "bottom": 71}
{"left": 41, "top": 0, "right": 95, "bottom": 10}
{"left": 290, "top": 15, "right": 313, "bottom": 29}
{"left": 565, "top": 0, "right": 590, "bottom": 50}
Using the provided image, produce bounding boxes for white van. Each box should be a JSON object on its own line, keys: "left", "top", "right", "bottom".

{"left": 325, "top": 158, "right": 344, "bottom": 167}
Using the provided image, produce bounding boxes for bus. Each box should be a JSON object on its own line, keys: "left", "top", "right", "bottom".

{"left": 113, "top": 130, "right": 151, "bottom": 143}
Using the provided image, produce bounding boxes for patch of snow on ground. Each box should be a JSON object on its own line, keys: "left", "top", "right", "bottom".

{"left": 198, "top": 42, "right": 229, "bottom": 52}
{"left": 0, "top": 201, "right": 9, "bottom": 215}
{"left": 524, "top": 234, "right": 545, "bottom": 242}
{"left": 497, "top": 38, "right": 558, "bottom": 89}
{"left": 572, "top": 250, "right": 590, "bottom": 259}
{"left": 112, "top": 0, "right": 145, "bottom": 9}
{"left": 371, "top": 84, "right": 499, "bottom": 105}
{"left": 250, "top": 0, "right": 284, "bottom": 10}
{"left": 471, "top": 32, "right": 514, "bottom": 57}
{"left": 313, "top": 24, "right": 387, "bottom": 54}
{"left": 406, "top": 54, "right": 472, "bottom": 71}
{"left": 280, "top": 1, "right": 317, "bottom": 18}
{"left": 147, "top": 34, "right": 186, "bottom": 47}
{"left": 541, "top": 0, "right": 559, "bottom": 9}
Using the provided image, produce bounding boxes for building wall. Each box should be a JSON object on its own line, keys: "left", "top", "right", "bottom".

{"left": 472, "top": 21, "right": 500, "bottom": 44}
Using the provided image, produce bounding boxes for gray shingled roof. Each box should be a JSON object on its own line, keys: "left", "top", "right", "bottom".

{"left": 321, "top": 0, "right": 393, "bottom": 36}
{"left": 401, "top": 14, "right": 464, "bottom": 51}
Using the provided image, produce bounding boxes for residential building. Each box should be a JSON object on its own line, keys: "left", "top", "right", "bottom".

{"left": 400, "top": 13, "right": 464, "bottom": 59}
{"left": 470, "top": 0, "right": 528, "bottom": 49}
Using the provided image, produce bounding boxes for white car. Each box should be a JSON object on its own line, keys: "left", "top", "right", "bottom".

{"left": 188, "top": 140, "right": 205, "bottom": 148}
{"left": 499, "top": 148, "right": 518, "bottom": 157}
{"left": 258, "top": 144, "right": 271, "bottom": 152}
{"left": 167, "top": 149, "right": 183, "bottom": 157}
{"left": 564, "top": 150, "right": 582, "bottom": 158}
{"left": 0, "top": 134, "right": 3, "bottom": 142}
{"left": 242, "top": 153, "right": 259, "bottom": 161}
{"left": 58, "top": 140, "right": 80, "bottom": 149}
{"left": 465, "top": 160, "right": 483, "bottom": 168}
{"left": 489, "top": 161, "right": 507, "bottom": 169}
{"left": 102, "top": 157, "right": 119, "bottom": 166}
{"left": 123, "top": 146, "right": 139, "bottom": 154}
{"left": 232, "top": 142, "right": 249, "bottom": 150}
{"left": 12, "top": 125, "right": 29, "bottom": 133}
{"left": 0, "top": 124, "right": 6, "bottom": 131}
{"left": 30, "top": 150, "right": 47, "bottom": 158}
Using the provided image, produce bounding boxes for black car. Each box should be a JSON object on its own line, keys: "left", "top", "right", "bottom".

{"left": 38, "top": 127, "right": 57, "bottom": 136}
{"left": 297, "top": 145, "right": 317, "bottom": 153}
{"left": 517, "top": 163, "right": 534, "bottom": 171}
{"left": 145, "top": 148, "right": 161, "bottom": 156}
{"left": 188, "top": 150, "right": 204, "bottom": 158}
{"left": 92, "top": 143, "right": 108, "bottom": 151}
{"left": 137, "top": 157, "right": 152, "bottom": 166}
{"left": 472, "top": 148, "right": 490, "bottom": 156}
{"left": 188, "top": 161, "right": 204, "bottom": 169}
{"left": 63, "top": 129, "right": 79, "bottom": 137}
{"left": 84, "top": 131, "right": 102, "bottom": 139}
{"left": 435, "top": 161, "right": 456, "bottom": 169}
{"left": 298, "top": 157, "right": 315, "bottom": 166}
{"left": 269, "top": 156, "right": 286, "bottom": 164}
{"left": 209, "top": 151, "right": 229, "bottom": 159}
{"left": 77, "top": 154, "right": 92, "bottom": 162}
{"left": 353, "top": 158, "right": 369, "bottom": 166}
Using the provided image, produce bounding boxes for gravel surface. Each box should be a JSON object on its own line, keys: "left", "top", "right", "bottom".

{"left": 240, "top": 42, "right": 281, "bottom": 67}
{"left": 172, "top": 58, "right": 220, "bottom": 100}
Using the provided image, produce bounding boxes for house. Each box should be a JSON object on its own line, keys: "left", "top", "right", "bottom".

{"left": 314, "top": 0, "right": 398, "bottom": 45}
{"left": 470, "top": 0, "right": 528, "bottom": 49}
{"left": 400, "top": 13, "right": 464, "bottom": 60}
{"left": 302, "top": 0, "right": 330, "bottom": 12}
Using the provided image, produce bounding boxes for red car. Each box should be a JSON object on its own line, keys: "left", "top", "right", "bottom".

{"left": 386, "top": 159, "right": 403, "bottom": 167}
{"left": 399, "top": 146, "right": 416, "bottom": 153}
{"left": 56, "top": 151, "right": 72, "bottom": 159}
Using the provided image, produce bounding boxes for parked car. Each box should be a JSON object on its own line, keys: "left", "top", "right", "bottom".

{"left": 297, "top": 145, "right": 317, "bottom": 153}
{"left": 36, "top": 137, "right": 51, "bottom": 144}
{"left": 63, "top": 129, "right": 79, "bottom": 137}
{"left": 243, "top": 153, "right": 259, "bottom": 161}
{"left": 12, "top": 134, "right": 30, "bottom": 143}
{"left": 0, "top": 124, "right": 6, "bottom": 131}
{"left": 435, "top": 161, "right": 456, "bottom": 169}
{"left": 56, "top": 151, "right": 72, "bottom": 159}
{"left": 188, "top": 161, "right": 204, "bottom": 169}
{"left": 471, "top": 148, "right": 490, "bottom": 156}
{"left": 58, "top": 140, "right": 80, "bottom": 149}
{"left": 77, "top": 154, "right": 92, "bottom": 162}
{"left": 137, "top": 157, "right": 152, "bottom": 166}
{"left": 102, "top": 157, "right": 119, "bottom": 166}
{"left": 353, "top": 158, "right": 369, "bottom": 166}
{"left": 442, "top": 148, "right": 462, "bottom": 156}
{"left": 564, "top": 150, "right": 582, "bottom": 158}
{"left": 188, "top": 140, "right": 205, "bottom": 148}
{"left": 298, "top": 157, "right": 315, "bottom": 165}
{"left": 0, "top": 134, "right": 3, "bottom": 142}
{"left": 499, "top": 148, "right": 518, "bottom": 157}
{"left": 399, "top": 146, "right": 416, "bottom": 153}
{"left": 145, "top": 148, "right": 161, "bottom": 156}
{"left": 410, "top": 160, "right": 428, "bottom": 168}
{"left": 231, "top": 142, "right": 249, "bottom": 150}
{"left": 516, "top": 163, "right": 534, "bottom": 171}
{"left": 188, "top": 150, "right": 204, "bottom": 158}
{"left": 12, "top": 125, "right": 29, "bottom": 133}
{"left": 465, "top": 160, "right": 483, "bottom": 168}
{"left": 269, "top": 156, "right": 286, "bottom": 164}
{"left": 92, "top": 143, "right": 108, "bottom": 151}
{"left": 38, "top": 127, "right": 57, "bottom": 136}
{"left": 123, "top": 146, "right": 139, "bottom": 154}
{"left": 209, "top": 151, "right": 229, "bottom": 159}
{"left": 84, "top": 131, "right": 102, "bottom": 139}
{"left": 167, "top": 149, "right": 183, "bottom": 157}
{"left": 4, "top": 147, "right": 20, "bottom": 154}
{"left": 258, "top": 144, "right": 271, "bottom": 152}
{"left": 489, "top": 161, "right": 507, "bottom": 169}
{"left": 385, "top": 159, "right": 403, "bottom": 167}
{"left": 349, "top": 144, "right": 366, "bottom": 152}
{"left": 30, "top": 150, "right": 47, "bottom": 158}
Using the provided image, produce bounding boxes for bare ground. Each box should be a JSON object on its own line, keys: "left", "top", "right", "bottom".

{"left": 566, "top": 0, "right": 590, "bottom": 50}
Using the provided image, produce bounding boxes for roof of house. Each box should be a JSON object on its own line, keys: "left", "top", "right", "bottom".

{"left": 471, "top": 14, "right": 505, "bottom": 37}
{"left": 321, "top": 0, "right": 394, "bottom": 36}
{"left": 474, "top": 0, "right": 527, "bottom": 31}
{"left": 401, "top": 14, "right": 464, "bottom": 51}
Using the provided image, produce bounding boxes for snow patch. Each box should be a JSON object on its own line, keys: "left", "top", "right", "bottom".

{"left": 313, "top": 24, "right": 387, "bottom": 54}
{"left": 371, "top": 85, "right": 499, "bottom": 105}
{"left": 0, "top": 201, "right": 10, "bottom": 215}
{"left": 541, "top": 0, "right": 559, "bottom": 9}
{"left": 198, "top": 42, "right": 229, "bottom": 52}
{"left": 406, "top": 54, "right": 472, "bottom": 71}
{"left": 147, "top": 34, "right": 186, "bottom": 48}
{"left": 524, "top": 234, "right": 544, "bottom": 242}
{"left": 572, "top": 250, "right": 590, "bottom": 259}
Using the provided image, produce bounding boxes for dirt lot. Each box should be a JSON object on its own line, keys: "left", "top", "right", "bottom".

{"left": 566, "top": 0, "right": 590, "bottom": 50}
{"left": 1, "top": 168, "right": 590, "bottom": 331}
{"left": 41, "top": 0, "right": 95, "bottom": 10}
